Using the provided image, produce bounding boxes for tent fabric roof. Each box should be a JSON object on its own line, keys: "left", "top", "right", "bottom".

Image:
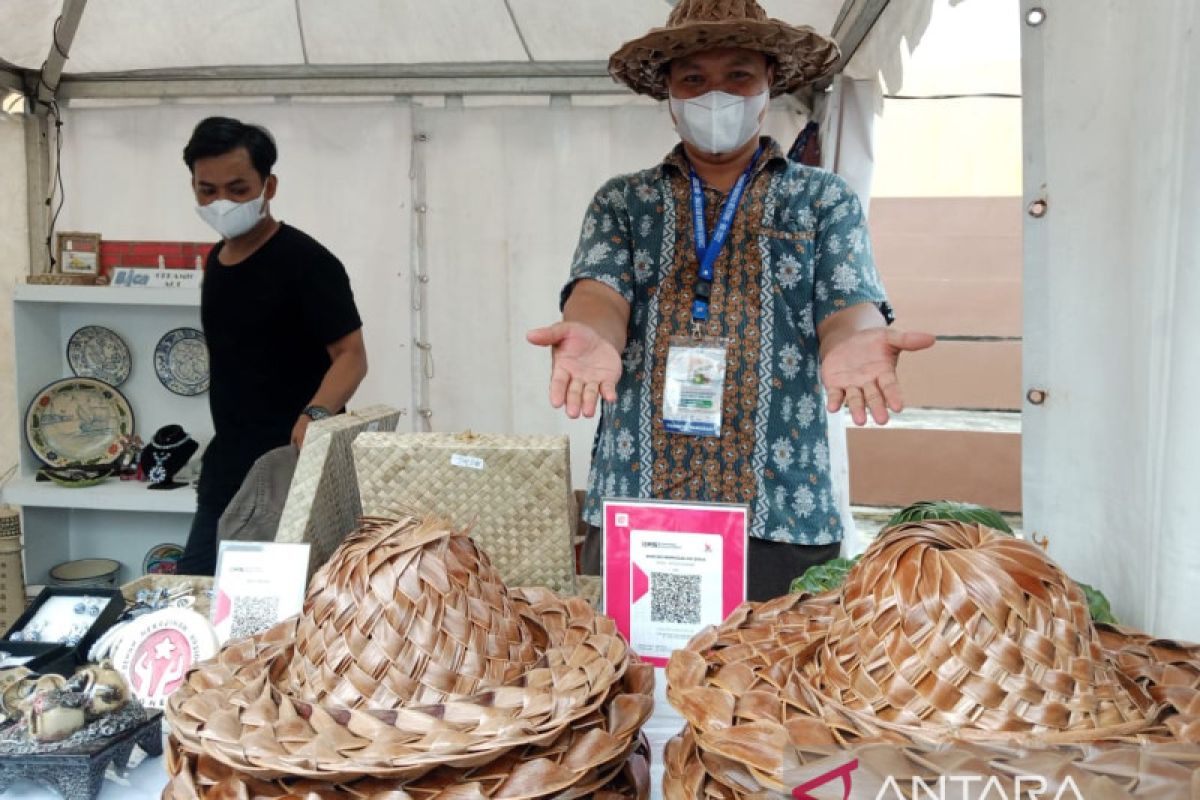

{"left": 2, "top": 0, "right": 845, "bottom": 75}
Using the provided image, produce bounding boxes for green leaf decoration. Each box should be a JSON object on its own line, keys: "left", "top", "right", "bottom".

{"left": 1077, "top": 581, "right": 1119, "bottom": 624}
{"left": 886, "top": 500, "right": 1014, "bottom": 534}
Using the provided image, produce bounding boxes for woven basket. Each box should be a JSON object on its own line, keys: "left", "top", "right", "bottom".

{"left": 663, "top": 521, "right": 1200, "bottom": 798}
{"left": 164, "top": 514, "right": 653, "bottom": 798}
{"left": 121, "top": 574, "right": 214, "bottom": 621}
{"left": 353, "top": 432, "right": 577, "bottom": 593}
{"left": 274, "top": 405, "right": 403, "bottom": 577}
{"left": 0, "top": 506, "right": 24, "bottom": 635}
{"left": 25, "top": 273, "right": 97, "bottom": 285}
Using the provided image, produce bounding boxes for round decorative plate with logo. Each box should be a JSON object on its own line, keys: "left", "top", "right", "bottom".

{"left": 66, "top": 325, "right": 132, "bottom": 386}
{"left": 24, "top": 377, "right": 135, "bottom": 467}
{"left": 109, "top": 608, "right": 218, "bottom": 710}
{"left": 154, "top": 327, "right": 209, "bottom": 396}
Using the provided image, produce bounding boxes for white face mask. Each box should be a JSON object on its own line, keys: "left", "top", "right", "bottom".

{"left": 669, "top": 89, "right": 769, "bottom": 155}
{"left": 195, "top": 184, "right": 268, "bottom": 240}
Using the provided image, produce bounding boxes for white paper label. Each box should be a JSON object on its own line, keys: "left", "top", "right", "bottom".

{"left": 451, "top": 453, "right": 486, "bottom": 470}
{"left": 110, "top": 267, "right": 202, "bottom": 288}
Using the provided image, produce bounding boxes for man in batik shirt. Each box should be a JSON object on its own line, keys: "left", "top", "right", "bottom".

{"left": 529, "top": 0, "right": 935, "bottom": 600}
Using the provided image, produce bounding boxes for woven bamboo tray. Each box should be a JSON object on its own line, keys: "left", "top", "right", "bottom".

{"left": 274, "top": 404, "right": 403, "bottom": 577}
{"left": 663, "top": 521, "right": 1200, "bottom": 798}
{"left": 353, "top": 432, "right": 577, "bottom": 593}
{"left": 25, "top": 273, "right": 96, "bottom": 285}
{"left": 121, "top": 574, "right": 214, "bottom": 620}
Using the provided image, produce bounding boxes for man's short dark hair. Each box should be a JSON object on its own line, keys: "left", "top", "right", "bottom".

{"left": 183, "top": 116, "right": 277, "bottom": 178}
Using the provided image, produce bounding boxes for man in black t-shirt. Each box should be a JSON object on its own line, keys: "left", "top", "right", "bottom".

{"left": 178, "top": 117, "right": 367, "bottom": 575}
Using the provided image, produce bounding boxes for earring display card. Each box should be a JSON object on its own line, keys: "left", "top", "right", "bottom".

{"left": 1, "top": 588, "right": 123, "bottom": 667}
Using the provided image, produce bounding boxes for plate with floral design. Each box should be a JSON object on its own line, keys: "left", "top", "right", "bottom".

{"left": 67, "top": 325, "right": 132, "bottom": 386}
{"left": 24, "top": 377, "right": 135, "bottom": 467}
{"left": 154, "top": 327, "right": 209, "bottom": 396}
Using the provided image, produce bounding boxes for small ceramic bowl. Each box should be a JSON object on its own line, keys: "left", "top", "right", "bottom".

{"left": 49, "top": 558, "right": 121, "bottom": 587}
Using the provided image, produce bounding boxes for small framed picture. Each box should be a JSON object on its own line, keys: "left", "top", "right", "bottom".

{"left": 56, "top": 231, "right": 102, "bottom": 275}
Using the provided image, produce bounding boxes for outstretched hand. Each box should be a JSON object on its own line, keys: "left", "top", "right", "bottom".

{"left": 821, "top": 327, "right": 936, "bottom": 426}
{"left": 526, "top": 321, "right": 622, "bottom": 419}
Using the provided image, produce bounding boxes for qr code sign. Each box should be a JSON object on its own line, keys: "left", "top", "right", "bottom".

{"left": 650, "top": 572, "right": 701, "bottom": 625}
{"left": 230, "top": 596, "right": 280, "bottom": 640}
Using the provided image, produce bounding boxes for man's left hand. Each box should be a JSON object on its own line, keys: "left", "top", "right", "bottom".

{"left": 291, "top": 415, "right": 311, "bottom": 449}
{"left": 821, "top": 328, "right": 936, "bottom": 426}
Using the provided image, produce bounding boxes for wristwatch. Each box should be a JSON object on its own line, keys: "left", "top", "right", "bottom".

{"left": 302, "top": 405, "right": 333, "bottom": 422}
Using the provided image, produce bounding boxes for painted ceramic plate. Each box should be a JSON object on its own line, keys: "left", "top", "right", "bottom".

{"left": 66, "top": 325, "right": 132, "bottom": 386}
{"left": 143, "top": 543, "right": 185, "bottom": 575}
{"left": 154, "top": 327, "right": 209, "bottom": 396}
{"left": 24, "top": 378, "right": 135, "bottom": 467}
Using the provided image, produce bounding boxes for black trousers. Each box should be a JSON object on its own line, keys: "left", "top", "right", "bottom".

{"left": 580, "top": 525, "right": 840, "bottom": 603}
{"left": 178, "top": 491, "right": 234, "bottom": 576}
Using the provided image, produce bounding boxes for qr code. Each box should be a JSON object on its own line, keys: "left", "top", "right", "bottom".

{"left": 650, "top": 573, "right": 701, "bottom": 625}
{"left": 230, "top": 596, "right": 279, "bottom": 640}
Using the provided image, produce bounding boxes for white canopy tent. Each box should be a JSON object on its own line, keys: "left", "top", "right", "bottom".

{"left": 4, "top": 0, "right": 1194, "bottom": 645}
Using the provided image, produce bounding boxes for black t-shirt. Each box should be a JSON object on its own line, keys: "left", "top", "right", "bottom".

{"left": 198, "top": 223, "right": 361, "bottom": 503}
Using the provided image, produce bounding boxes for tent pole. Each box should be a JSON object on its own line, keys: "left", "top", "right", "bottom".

{"left": 817, "top": 0, "right": 893, "bottom": 90}
{"left": 26, "top": 0, "right": 88, "bottom": 275}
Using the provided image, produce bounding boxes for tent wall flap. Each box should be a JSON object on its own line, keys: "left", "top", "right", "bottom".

{"left": 1021, "top": 0, "right": 1200, "bottom": 642}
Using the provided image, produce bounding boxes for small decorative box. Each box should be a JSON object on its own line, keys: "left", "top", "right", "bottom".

{"left": 1, "top": 588, "right": 123, "bottom": 669}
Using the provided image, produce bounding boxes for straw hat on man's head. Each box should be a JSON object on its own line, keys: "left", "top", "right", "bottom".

{"left": 609, "top": 0, "right": 840, "bottom": 100}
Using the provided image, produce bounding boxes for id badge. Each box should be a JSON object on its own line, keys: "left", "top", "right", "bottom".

{"left": 663, "top": 336, "right": 729, "bottom": 437}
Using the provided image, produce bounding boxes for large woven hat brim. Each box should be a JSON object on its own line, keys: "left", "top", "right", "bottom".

{"left": 608, "top": 19, "right": 839, "bottom": 100}
{"left": 663, "top": 522, "right": 1200, "bottom": 798}
{"left": 164, "top": 661, "right": 655, "bottom": 799}
{"left": 167, "top": 515, "right": 643, "bottom": 785}
{"left": 168, "top": 588, "right": 634, "bottom": 782}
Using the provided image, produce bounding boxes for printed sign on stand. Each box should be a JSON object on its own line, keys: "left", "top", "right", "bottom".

{"left": 603, "top": 499, "right": 747, "bottom": 667}
{"left": 212, "top": 542, "right": 310, "bottom": 644}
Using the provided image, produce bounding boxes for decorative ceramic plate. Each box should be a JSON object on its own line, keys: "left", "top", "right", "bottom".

{"left": 24, "top": 378, "right": 135, "bottom": 467}
{"left": 143, "top": 543, "right": 185, "bottom": 575}
{"left": 66, "top": 325, "right": 132, "bottom": 386}
{"left": 154, "top": 328, "right": 209, "bottom": 396}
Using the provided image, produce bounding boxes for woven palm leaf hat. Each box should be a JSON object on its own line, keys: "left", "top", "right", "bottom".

{"left": 163, "top": 513, "right": 654, "bottom": 799}
{"left": 609, "top": 0, "right": 840, "bottom": 100}
{"left": 664, "top": 521, "right": 1200, "bottom": 798}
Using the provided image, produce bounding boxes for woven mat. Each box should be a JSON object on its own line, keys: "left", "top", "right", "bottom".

{"left": 275, "top": 405, "right": 403, "bottom": 577}
{"left": 353, "top": 432, "right": 577, "bottom": 593}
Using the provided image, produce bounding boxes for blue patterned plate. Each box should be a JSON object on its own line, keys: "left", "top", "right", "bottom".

{"left": 67, "top": 325, "right": 132, "bottom": 386}
{"left": 154, "top": 328, "right": 209, "bottom": 396}
{"left": 24, "top": 377, "right": 135, "bottom": 467}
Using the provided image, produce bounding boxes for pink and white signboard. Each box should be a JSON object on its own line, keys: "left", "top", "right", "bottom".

{"left": 603, "top": 499, "right": 747, "bottom": 667}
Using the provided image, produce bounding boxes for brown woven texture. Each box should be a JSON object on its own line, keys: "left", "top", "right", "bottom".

{"left": 0, "top": 506, "right": 23, "bottom": 634}
{"left": 664, "top": 521, "right": 1200, "bottom": 798}
{"left": 608, "top": 0, "right": 840, "bottom": 100}
{"left": 275, "top": 405, "right": 404, "bottom": 577}
{"left": 165, "top": 513, "right": 653, "bottom": 797}
{"left": 25, "top": 273, "right": 96, "bottom": 285}
{"left": 353, "top": 432, "right": 577, "bottom": 593}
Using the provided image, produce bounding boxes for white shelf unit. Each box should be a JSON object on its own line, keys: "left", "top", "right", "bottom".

{"left": 2, "top": 285, "right": 211, "bottom": 584}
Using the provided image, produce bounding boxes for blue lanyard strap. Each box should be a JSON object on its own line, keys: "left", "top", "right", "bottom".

{"left": 689, "top": 145, "right": 763, "bottom": 323}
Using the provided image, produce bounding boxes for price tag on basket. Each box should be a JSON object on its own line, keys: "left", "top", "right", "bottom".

{"left": 602, "top": 499, "right": 747, "bottom": 667}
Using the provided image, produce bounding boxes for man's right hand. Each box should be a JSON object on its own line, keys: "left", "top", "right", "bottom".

{"left": 526, "top": 321, "right": 622, "bottom": 419}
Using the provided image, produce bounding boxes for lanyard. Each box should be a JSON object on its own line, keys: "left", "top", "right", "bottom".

{"left": 689, "top": 145, "right": 763, "bottom": 325}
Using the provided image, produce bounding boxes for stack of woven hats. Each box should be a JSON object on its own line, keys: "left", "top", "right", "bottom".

{"left": 164, "top": 513, "right": 653, "bottom": 799}
{"left": 665, "top": 521, "right": 1200, "bottom": 798}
